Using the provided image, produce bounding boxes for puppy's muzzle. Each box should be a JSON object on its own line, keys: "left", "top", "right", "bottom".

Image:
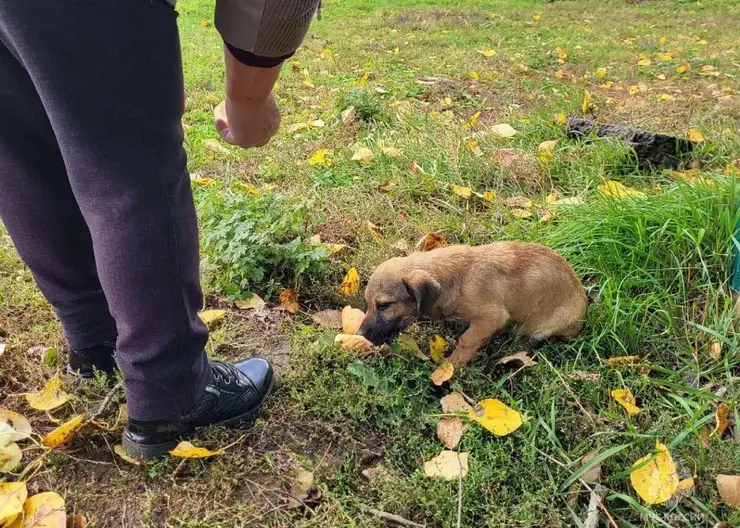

{"left": 357, "top": 317, "right": 405, "bottom": 345}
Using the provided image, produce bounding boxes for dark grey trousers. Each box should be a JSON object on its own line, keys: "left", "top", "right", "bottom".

{"left": 0, "top": 0, "right": 209, "bottom": 421}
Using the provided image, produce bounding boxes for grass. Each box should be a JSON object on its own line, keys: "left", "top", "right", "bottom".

{"left": 1, "top": 0, "right": 740, "bottom": 526}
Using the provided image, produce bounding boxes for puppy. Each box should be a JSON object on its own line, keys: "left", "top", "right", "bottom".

{"left": 357, "top": 242, "right": 587, "bottom": 365}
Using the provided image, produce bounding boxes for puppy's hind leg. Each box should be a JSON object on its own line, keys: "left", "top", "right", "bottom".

{"left": 448, "top": 311, "right": 509, "bottom": 366}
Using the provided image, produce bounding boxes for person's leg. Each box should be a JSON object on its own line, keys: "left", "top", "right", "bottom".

{"left": 0, "top": 31, "right": 118, "bottom": 369}
{"left": 0, "top": 0, "right": 209, "bottom": 420}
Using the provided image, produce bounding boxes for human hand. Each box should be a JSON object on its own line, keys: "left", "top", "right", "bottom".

{"left": 213, "top": 95, "right": 280, "bottom": 148}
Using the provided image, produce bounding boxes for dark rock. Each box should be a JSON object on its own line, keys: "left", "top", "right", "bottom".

{"left": 565, "top": 118, "right": 694, "bottom": 169}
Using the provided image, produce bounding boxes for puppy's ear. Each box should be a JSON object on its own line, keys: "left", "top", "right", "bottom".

{"left": 403, "top": 269, "right": 441, "bottom": 317}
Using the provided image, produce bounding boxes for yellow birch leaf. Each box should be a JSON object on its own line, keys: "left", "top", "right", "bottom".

{"left": 429, "top": 335, "right": 450, "bottom": 363}
{"left": 431, "top": 362, "right": 454, "bottom": 386}
{"left": 555, "top": 112, "right": 567, "bottom": 125}
{"left": 545, "top": 193, "right": 559, "bottom": 205}
{"left": 0, "top": 442, "right": 21, "bottom": 473}
{"left": 334, "top": 334, "right": 373, "bottom": 353}
{"left": 657, "top": 93, "right": 674, "bottom": 102}
{"left": 659, "top": 53, "right": 673, "bottom": 61}
{"left": 279, "top": 289, "right": 300, "bottom": 314}
{"left": 199, "top": 309, "right": 226, "bottom": 328}
{"left": 423, "top": 450, "right": 468, "bottom": 480}
{"left": 469, "top": 71, "right": 480, "bottom": 80}
{"left": 366, "top": 221, "right": 385, "bottom": 243}
{"left": 638, "top": 58, "right": 652, "bottom": 67}
{"left": 659, "top": 36, "right": 667, "bottom": 46}
{"left": 20, "top": 492, "right": 66, "bottom": 528}
{"left": 598, "top": 180, "right": 646, "bottom": 198}
{"left": 393, "top": 47, "right": 400, "bottom": 55}
{"left": 436, "top": 417, "right": 464, "bottom": 449}
{"left": 234, "top": 294, "right": 266, "bottom": 310}
{"left": 469, "top": 111, "right": 481, "bottom": 127}
{"left": 676, "top": 64, "right": 689, "bottom": 74}
{"left": 511, "top": 209, "right": 534, "bottom": 219}
{"left": 381, "top": 147, "right": 403, "bottom": 157}
{"left": 595, "top": 68, "right": 607, "bottom": 79}
{"left": 452, "top": 185, "right": 472, "bottom": 199}
{"left": 537, "top": 140, "right": 558, "bottom": 164}
{"left": 352, "top": 147, "right": 375, "bottom": 165}
{"left": 480, "top": 48, "right": 496, "bottom": 58}
{"left": 396, "top": 334, "right": 427, "bottom": 361}
{"left": 688, "top": 129, "right": 705, "bottom": 143}
{"left": 25, "top": 375, "right": 71, "bottom": 411}
{"left": 581, "top": 89, "right": 592, "bottom": 115}
{"left": 630, "top": 442, "right": 679, "bottom": 504}
{"left": 489, "top": 124, "right": 518, "bottom": 138}
{"left": 611, "top": 388, "right": 641, "bottom": 415}
{"left": 341, "top": 306, "right": 365, "bottom": 335}
{"left": 0, "top": 482, "right": 27, "bottom": 526}
{"left": 468, "top": 399, "right": 524, "bottom": 436}
{"left": 676, "top": 476, "right": 695, "bottom": 496}
{"left": 628, "top": 85, "right": 640, "bottom": 96}
{"left": 341, "top": 267, "right": 360, "bottom": 296}
{"left": 113, "top": 444, "right": 142, "bottom": 466}
{"left": 0, "top": 411, "right": 32, "bottom": 445}
{"left": 307, "top": 149, "right": 333, "bottom": 167}
{"left": 712, "top": 403, "right": 730, "bottom": 438}
{"left": 481, "top": 191, "right": 494, "bottom": 202}
{"left": 169, "top": 441, "right": 224, "bottom": 459}
{"left": 532, "top": 13, "right": 541, "bottom": 22}
{"left": 709, "top": 341, "right": 723, "bottom": 361}
{"left": 606, "top": 355, "right": 640, "bottom": 367}
{"left": 42, "top": 414, "right": 86, "bottom": 449}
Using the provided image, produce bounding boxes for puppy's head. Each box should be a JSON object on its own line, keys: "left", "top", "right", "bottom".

{"left": 358, "top": 261, "right": 441, "bottom": 345}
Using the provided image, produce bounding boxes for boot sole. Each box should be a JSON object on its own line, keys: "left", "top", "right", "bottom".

{"left": 121, "top": 375, "right": 278, "bottom": 461}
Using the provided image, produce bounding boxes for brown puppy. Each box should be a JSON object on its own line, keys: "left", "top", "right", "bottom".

{"left": 357, "top": 242, "right": 587, "bottom": 365}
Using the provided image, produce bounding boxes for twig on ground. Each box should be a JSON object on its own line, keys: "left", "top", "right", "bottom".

{"left": 456, "top": 456, "right": 463, "bottom": 528}
{"left": 359, "top": 505, "right": 426, "bottom": 528}
{"left": 583, "top": 483, "right": 605, "bottom": 528}
{"left": 89, "top": 380, "right": 123, "bottom": 422}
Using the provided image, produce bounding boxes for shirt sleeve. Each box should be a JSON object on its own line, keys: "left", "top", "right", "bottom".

{"left": 215, "top": 0, "right": 320, "bottom": 67}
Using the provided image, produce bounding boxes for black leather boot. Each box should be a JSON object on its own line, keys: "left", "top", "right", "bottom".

{"left": 67, "top": 342, "right": 118, "bottom": 378}
{"left": 121, "top": 357, "right": 274, "bottom": 460}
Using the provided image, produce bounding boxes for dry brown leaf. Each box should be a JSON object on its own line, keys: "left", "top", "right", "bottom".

{"left": 504, "top": 196, "right": 534, "bottom": 208}
{"left": 496, "top": 351, "right": 537, "bottom": 368}
{"left": 436, "top": 417, "right": 464, "bottom": 449}
{"left": 361, "top": 466, "right": 391, "bottom": 483}
{"left": 67, "top": 514, "right": 88, "bottom": 528}
{"left": 366, "top": 221, "right": 385, "bottom": 243}
{"left": 716, "top": 474, "right": 740, "bottom": 509}
{"left": 381, "top": 147, "right": 403, "bottom": 157}
{"left": 334, "top": 334, "right": 373, "bottom": 353}
{"left": 712, "top": 403, "right": 730, "bottom": 438}
{"left": 341, "top": 306, "right": 365, "bottom": 335}
{"left": 234, "top": 295, "right": 266, "bottom": 310}
{"left": 423, "top": 450, "right": 469, "bottom": 480}
{"left": 415, "top": 233, "right": 448, "bottom": 252}
{"left": 431, "top": 362, "right": 454, "bottom": 386}
{"left": 580, "top": 451, "right": 602, "bottom": 482}
{"left": 489, "top": 124, "right": 518, "bottom": 138}
{"left": 278, "top": 289, "right": 300, "bottom": 314}
{"left": 26, "top": 375, "right": 71, "bottom": 411}
{"left": 440, "top": 392, "right": 473, "bottom": 413}
{"left": 311, "top": 310, "right": 343, "bottom": 330}
{"left": 351, "top": 147, "right": 375, "bottom": 165}
{"left": 42, "top": 414, "right": 86, "bottom": 449}
{"left": 709, "top": 341, "right": 723, "bottom": 361}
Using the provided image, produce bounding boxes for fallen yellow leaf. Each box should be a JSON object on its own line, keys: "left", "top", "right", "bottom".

{"left": 0, "top": 482, "right": 27, "bottom": 526}
{"left": 630, "top": 442, "right": 679, "bottom": 504}
{"left": 688, "top": 129, "right": 705, "bottom": 143}
{"left": 381, "top": 147, "right": 403, "bottom": 157}
{"left": 341, "top": 267, "right": 360, "bottom": 296}
{"left": 657, "top": 93, "right": 674, "bottom": 102}
{"left": 469, "top": 111, "right": 481, "bottom": 128}
{"left": 279, "top": 289, "right": 300, "bottom": 314}
{"left": 334, "top": 334, "right": 373, "bottom": 353}
{"left": 169, "top": 441, "right": 224, "bottom": 459}
{"left": 581, "top": 89, "right": 592, "bottom": 115}
{"left": 113, "top": 444, "right": 142, "bottom": 466}
{"left": 658, "top": 53, "right": 673, "bottom": 61}
{"left": 712, "top": 403, "right": 730, "bottom": 438}
{"left": 489, "top": 123, "right": 518, "bottom": 138}
{"left": 537, "top": 140, "right": 558, "bottom": 164}
{"left": 676, "top": 476, "right": 695, "bottom": 497}
{"left": 20, "top": 492, "right": 66, "bottom": 528}
{"left": 423, "top": 450, "right": 469, "bottom": 480}
{"left": 628, "top": 85, "right": 640, "bottom": 96}
{"left": 611, "top": 388, "right": 641, "bottom": 415}
{"left": 366, "top": 221, "right": 385, "bottom": 243}
{"left": 555, "top": 112, "right": 567, "bottom": 126}
{"left": 709, "top": 341, "right": 723, "bottom": 361}
{"left": 352, "top": 147, "right": 375, "bottom": 165}
{"left": 638, "top": 58, "right": 652, "bottom": 67}
{"left": 234, "top": 294, "right": 266, "bottom": 310}
{"left": 42, "top": 414, "right": 86, "bottom": 449}
{"left": 0, "top": 442, "right": 21, "bottom": 473}
{"left": 287, "top": 469, "right": 321, "bottom": 509}
{"left": 415, "top": 232, "right": 448, "bottom": 252}
{"left": 436, "top": 417, "right": 464, "bottom": 449}
{"left": 199, "top": 309, "right": 226, "bottom": 327}
{"left": 301, "top": 68, "right": 315, "bottom": 88}
{"left": 716, "top": 474, "right": 740, "bottom": 509}
{"left": 511, "top": 209, "right": 534, "bottom": 219}
{"left": 659, "top": 36, "right": 667, "bottom": 46}
{"left": 545, "top": 193, "right": 559, "bottom": 205}
{"left": 532, "top": 13, "right": 541, "bottom": 22}
{"left": 307, "top": 149, "right": 333, "bottom": 167}
{"left": 606, "top": 355, "right": 640, "bottom": 367}
{"left": 480, "top": 48, "right": 496, "bottom": 58}
{"left": 203, "top": 138, "right": 231, "bottom": 156}
{"left": 481, "top": 191, "right": 495, "bottom": 202}
{"left": 0, "top": 410, "right": 32, "bottom": 445}
{"left": 598, "top": 180, "right": 646, "bottom": 199}
{"left": 341, "top": 306, "right": 365, "bottom": 335}
{"left": 469, "top": 71, "right": 480, "bottom": 80}
{"left": 595, "top": 68, "right": 607, "bottom": 79}
{"left": 554, "top": 46, "right": 568, "bottom": 62}
{"left": 429, "top": 335, "right": 450, "bottom": 363}
{"left": 469, "top": 399, "right": 523, "bottom": 436}
{"left": 676, "top": 64, "right": 689, "bottom": 74}
{"left": 25, "top": 375, "right": 71, "bottom": 411}
{"left": 396, "top": 334, "right": 427, "bottom": 361}
{"left": 452, "top": 185, "right": 472, "bottom": 199}
{"left": 431, "top": 362, "right": 454, "bottom": 386}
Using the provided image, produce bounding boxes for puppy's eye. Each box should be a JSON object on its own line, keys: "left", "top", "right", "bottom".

{"left": 377, "top": 302, "right": 393, "bottom": 311}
